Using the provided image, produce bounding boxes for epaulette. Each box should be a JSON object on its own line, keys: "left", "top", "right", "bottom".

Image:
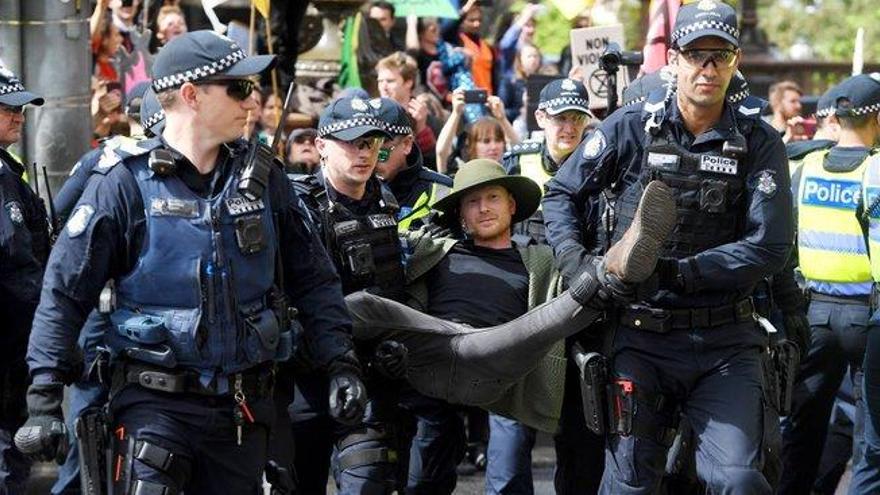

{"left": 503, "top": 140, "right": 543, "bottom": 158}
{"left": 417, "top": 167, "right": 453, "bottom": 187}
{"left": 92, "top": 136, "right": 159, "bottom": 175}
{"left": 289, "top": 173, "right": 327, "bottom": 212}
{"left": 736, "top": 95, "right": 765, "bottom": 120}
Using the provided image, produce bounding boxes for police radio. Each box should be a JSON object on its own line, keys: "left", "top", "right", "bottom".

{"left": 149, "top": 149, "right": 177, "bottom": 176}
{"left": 238, "top": 82, "right": 297, "bottom": 201}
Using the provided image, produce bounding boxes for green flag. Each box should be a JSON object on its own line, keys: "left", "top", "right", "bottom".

{"left": 338, "top": 13, "right": 362, "bottom": 89}
{"left": 388, "top": 0, "right": 458, "bottom": 19}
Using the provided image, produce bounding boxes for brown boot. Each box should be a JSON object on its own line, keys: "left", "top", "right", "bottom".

{"left": 604, "top": 180, "right": 676, "bottom": 283}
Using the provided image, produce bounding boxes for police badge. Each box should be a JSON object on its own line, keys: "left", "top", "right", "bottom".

{"left": 561, "top": 79, "right": 577, "bottom": 91}
{"left": 5, "top": 201, "right": 24, "bottom": 225}
{"left": 756, "top": 170, "right": 777, "bottom": 197}
{"left": 582, "top": 131, "right": 607, "bottom": 159}
{"left": 351, "top": 98, "right": 369, "bottom": 112}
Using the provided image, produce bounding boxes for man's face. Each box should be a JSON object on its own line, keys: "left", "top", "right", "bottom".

{"left": 669, "top": 37, "right": 740, "bottom": 109}
{"left": 0, "top": 104, "right": 25, "bottom": 148}
{"left": 288, "top": 133, "right": 319, "bottom": 169}
{"left": 191, "top": 79, "right": 258, "bottom": 143}
{"left": 377, "top": 68, "right": 411, "bottom": 105}
{"left": 316, "top": 134, "right": 384, "bottom": 189}
{"left": 369, "top": 6, "right": 395, "bottom": 36}
{"left": 375, "top": 134, "right": 414, "bottom": 181}
{"left": 779, "top": 89, "right": 803, "bottom": 120}
{"left": 460, "top": 185, "right": 515, "bottom": 243}
{"left": 537, "top": 110, "right": 589, "bottom": 158}
{"left": 462, "top": 8, "right": 482, "bottom": 35}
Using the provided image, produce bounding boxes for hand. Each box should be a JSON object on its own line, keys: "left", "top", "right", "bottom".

{"left": 451, "top": 89, "right": 466, "bottom": 116}
{"left": 14, "top": 384, "right": 68, "bottom": 464}
{"left": 782, "top": 116, "right": 807, "bottom": 144}
{"left": 408, "top": 98, "right": 429, "bottom": 132}
{"left": 328, "top": 371, "right": 367, "bottom": 426}
{"left": 487, "top": 95, "right": 505, "bottom": 120}
{"left": 782, "top": 311, "right": 811, "bottom": 358}
{"left": 460, "top": 0, "right": 479, "bottom": 15}
{"left": 98, "top": 90, "right": 123, "bottom": 115}
{"left": 370, "top": 340, "right": 408, "bottom": 380}
{"left": 568, "top": 65, "right": 585, "bottom": 83}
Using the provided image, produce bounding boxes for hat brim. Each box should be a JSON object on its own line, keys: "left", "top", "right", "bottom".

{"left": 677, "top": 31, "right": 739, "bottom": 48}
{"left": 0, "top": 90, "right": 44, "bottom": 107}
{"left": 544, "top": 105, "right": 591, "bottom": 116}
{"left": 224, "top": 54, "right": 277, "bottom": 78}
{"left": 433, "top": 175, "right": 543, "bottom": 224}
{"left": 330, "top": 125, "right": 392, "bottom": 142}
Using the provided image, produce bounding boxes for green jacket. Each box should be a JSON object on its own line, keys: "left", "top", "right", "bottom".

{"left": 403, "top": 230, "right": 566, "bottom": 432}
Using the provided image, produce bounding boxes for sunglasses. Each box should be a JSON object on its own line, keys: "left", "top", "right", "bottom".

{"left": 292, "top": 135, "right": 316, "bottom": 145}
{"left": 330, "top": 135, "right": 384, "bottom": 151}
{"left": 194, "top": 78, "right": 256, "bottom": 101}
{"left": 678, "top": 48, "right": 738, "bottom": 68}
{"left": 0, "top": 104, "right": 24, "bottom": 115}
{"left": 548, "top": 112, "right": 589, "bottom": 126}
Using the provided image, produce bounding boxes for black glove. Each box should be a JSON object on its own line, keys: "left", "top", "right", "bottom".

{"left": 653, "top": 257, "right": 682, "bottom": 292}
{"left": 14, "top": 383, "right": 68, "bottom": 464}
{"left": 328, "top": 354, "right": 368, "bottom": 426}
{"left": 782, "top": 311, "right": 811, "bottom": 358}
{"left": 556, "top": 246, "right": 595, "bottom": 288}
{"left": 370, "top": 340, "right": 408, "bottom": 380}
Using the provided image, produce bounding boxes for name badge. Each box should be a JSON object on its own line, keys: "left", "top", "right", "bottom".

{"left": 368, "top": 214, "right": 397, "bottom": 229}
{"left": 150, "top": 198, "right": 199, "bottom": 218}
{"left": 699, "top": 155, "right": 738, "bottom": 175}
{"left": 225, "top": 196, "right": 265, "bottom": 217}
{"left": 647, "top": 153, "right": 680, "bottom": 172}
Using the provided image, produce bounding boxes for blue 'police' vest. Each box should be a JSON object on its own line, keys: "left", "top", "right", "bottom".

{"left": 107, "top": 152, "right": 286, "bottom": 383}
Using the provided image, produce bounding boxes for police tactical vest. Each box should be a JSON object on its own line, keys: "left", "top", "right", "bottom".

{"left": 861, "top": 154, "right": 880, "bottom": 282}
{"left": 508, "top": 143, "right": 554, "bottom": 245}
{"left": 298, "top": 176, "right": 406, "bottom": 299}
{"left": 797, "top": 149, "right": 872, "bottom": 291}
{"left": 606, "top": 95, "right": 756, "bottom": 259}
{"left": 107, "top": 150, "right": 290, "bottom": 382}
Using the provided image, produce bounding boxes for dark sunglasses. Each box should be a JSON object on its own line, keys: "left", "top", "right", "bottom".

{"left": 678, "top": 48, "right": 738, "bottom": 68}
{"left": 0, "top": 104, "right": 24, "bottom": 115}
{"left": 292, "top": 135, "right": 316, "bottom": 145}
{"left": 194, "top": 78, "right": 256, "bottom": 101}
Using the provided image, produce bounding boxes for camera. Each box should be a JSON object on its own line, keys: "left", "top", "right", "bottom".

{"left": 599, "top": 43, "right": 644, "bottom": 73}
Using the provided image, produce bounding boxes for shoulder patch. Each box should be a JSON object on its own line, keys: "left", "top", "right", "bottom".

{"left": 66, "top": 204, "right": 95, "bottom": 238}
{"left": 4, "top": 201, "right": 24, "bottom": 225}
{"left": 581, "top": 131, "right": 607, "bottom": 160}
{"left": 754, "top": 170, "right": 778, "bottom": 198}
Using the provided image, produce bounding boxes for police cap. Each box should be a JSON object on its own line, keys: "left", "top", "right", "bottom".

{"left": 151, "top": 30, "right": 276, "bottom": 92}
{"left": 140, "top": 87, "right": 166, "bottom": 137}
{"left": 0, "top": 66, "right": 44, "bottom": 107}
{"left": 538, "top": 78, "right": 590, "bottom": 115}
{"left": 317, "top": 96, "right": 392, "bottom": 142}
{"left": 827, "top": 73, "right": 880, "bottom": 118}
{"left": 374, "top": 97, "right": 414, "bottom": 137}
{"left": 671, "top": 0, "right": 740, "bottom": 48}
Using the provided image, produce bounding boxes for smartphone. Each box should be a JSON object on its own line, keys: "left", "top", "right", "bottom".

{"left": 463, "top": 89, "right": 488, "bottom": 105}
{"left": 800, "top": 118, "right": 816, "bottom": 138}
{"left": 106, "top": 81, "right": 123, "bottom": 93}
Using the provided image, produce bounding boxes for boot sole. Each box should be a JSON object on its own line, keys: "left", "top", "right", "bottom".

{"left": 616, "top": 180, "right": 677, "bottom": 283}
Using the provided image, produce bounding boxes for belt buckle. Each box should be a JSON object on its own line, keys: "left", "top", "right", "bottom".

{"left": 624, "top": 305, "right": 671, "bottom": 333}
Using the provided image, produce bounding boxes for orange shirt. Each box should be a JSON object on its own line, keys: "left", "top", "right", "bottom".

{"left": 459, "top": 33, "right": 494, "bottom": 94}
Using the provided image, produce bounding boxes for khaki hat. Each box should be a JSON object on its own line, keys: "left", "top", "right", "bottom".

{"left": 433, "top": 159, "right": 542, "bottom": 223}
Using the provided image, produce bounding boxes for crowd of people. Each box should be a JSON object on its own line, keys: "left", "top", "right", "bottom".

{"left": 2, "top": 0, "right": 880, "bottom": 494}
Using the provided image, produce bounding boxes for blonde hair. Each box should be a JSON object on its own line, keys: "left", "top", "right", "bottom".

{"left": 377, "top": 51, "right": 420, "bottom": 86}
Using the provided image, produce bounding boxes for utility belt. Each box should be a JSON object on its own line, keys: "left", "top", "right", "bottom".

{"left": 571, "top": 344, "right": 678, "bottom": 446}
{"left": 620, "top": 298, "right": 754, "bottom": 333}
{"left": 810, "top": 290, "right": 871, "bottom": 306}
{"left": 108, "top": 359, "right": 275, "bottom": 399}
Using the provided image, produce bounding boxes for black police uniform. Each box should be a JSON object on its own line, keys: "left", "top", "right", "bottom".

{"left": 285, "top": 95, "right": 406, "bottom": 494}
{"left": 17, "top": 31, "right": 362, "bottom": 494}
{"left": 0, "top": 70, "right": 48, "bottom": 492}
{"left": 542, "top": 4, "right": 793, "bottom": 489}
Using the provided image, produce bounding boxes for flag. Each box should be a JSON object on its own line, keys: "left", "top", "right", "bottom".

{"left": 253, "top": 0, "right": 270, "bottom": 19}
{"left": 640, "top": 0, "right": 680, "bottom": 74}
{"left": 387, "top": 0, "right": 458, "bottom": 19}
{"left": 338, "top": 13, "right": 363, "bottom": 89}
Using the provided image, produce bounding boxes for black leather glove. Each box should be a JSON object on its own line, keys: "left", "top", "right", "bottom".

{"left": 782, "top": 311, "right": 811, "bottom": 358}
{"left": 556, "top": 246, "right": 595, "bottom": 288}
{"left": 14, "top": 383, "right": 68, "bottom": 464}
{"left": 328, "top": 353, "right": 368, "bottom": 426}
{"left": 370, "top": 340, "right": 408, "bottom": 380}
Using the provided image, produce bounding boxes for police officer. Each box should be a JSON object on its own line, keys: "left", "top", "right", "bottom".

{"left": 372, "top": 97, "right": 453, "bottom": 232}
{"left": 779, "top": 73, "right": 880, "bottom": 495}
{"left": 0, "top": 67, "right": 48, "bottom": 494}
{"left": 502, "top": 77, "right": 591, "bottom": 245}
{"left": 785, "top": 84, "right": 842, "bottom": 173}
{"left": 14, "top": 31, "right": 366, "bottom": 493}
{"left": 542, "top": 1, "right": 793, "bottom": 492}
{"left": 851, "top": 74, "right": 880, "bottom": 494}
{"left": 51, "top": 87, "right": 166, "bottom": 495}
{"left": 289, "top": 95, "right": 405, "bottom": 494}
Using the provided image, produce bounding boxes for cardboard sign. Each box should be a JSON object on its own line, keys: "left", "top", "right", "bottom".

{"left": 570, "top": 25, "right": 628, "bottom": 110}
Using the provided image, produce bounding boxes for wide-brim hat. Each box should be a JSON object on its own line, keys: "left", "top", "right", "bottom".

{"left": 433, "top": 159, "right": 542, "bottom": 224}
